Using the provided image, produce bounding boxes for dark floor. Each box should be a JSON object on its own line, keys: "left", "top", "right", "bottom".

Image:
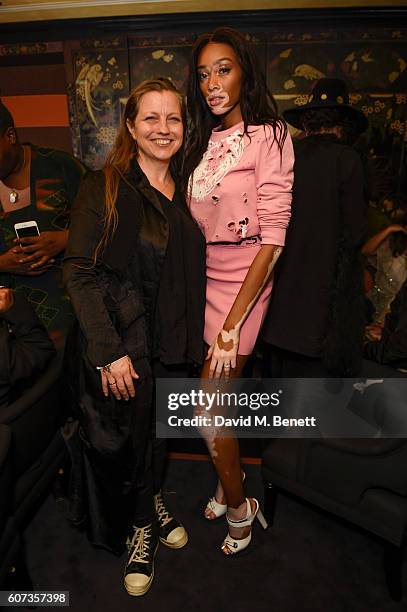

{"left": 24, "top": 459, "right": 406, "bottom": 612}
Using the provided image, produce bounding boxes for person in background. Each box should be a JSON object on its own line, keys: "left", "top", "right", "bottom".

{"left": 349, "top": 278, "right": 407, "bottom": 437}
{"left": 363, "top": 217, "right": 407, "bottom": 326}
{"left": 0, "top": 100, "right": 87, "bottom": 347}
{"left": 185, "top": 27, "right": 294, "bottom": 556}
{"left": 0, "top": 286, "right": 55, "bottom": 408}
{"left": 263, "top": 78, "right": 368, "bottom": 378}
{"left": 363, "top": 277, "right": 407, "bottom": 375}
{"left": 63, "top": 78, "right": 205, "bottom": 596}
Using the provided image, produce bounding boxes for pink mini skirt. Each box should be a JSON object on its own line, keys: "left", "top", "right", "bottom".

{"left": 204, "top": 240, "right": 273, "bottom": 355}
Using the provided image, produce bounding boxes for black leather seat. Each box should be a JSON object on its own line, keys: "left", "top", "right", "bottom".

{"left": 0, "top": 424, "right": 21, "bottom": 586}
{"left": 262, "top": 382, "right": 407, "bottom": 601}
{"left": 0, "top": 354, "right": 67, "bottom": 587}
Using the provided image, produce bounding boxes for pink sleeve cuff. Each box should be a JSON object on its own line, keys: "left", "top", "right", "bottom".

{"left": 260, "top": 227, "right": 287, "bottom": 246}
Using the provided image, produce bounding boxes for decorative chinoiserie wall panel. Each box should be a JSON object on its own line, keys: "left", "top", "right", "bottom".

{"left": 128, "top": 33, "right": 196, "bottom": 92}
{"left": 64, "top": 37, "right": 130, "bottom": 168}
{"left": 0, "top": 15, "right": 405, "bottom": 226}
{"left": 266, "top": 24, "right": 407, "bottom": 226}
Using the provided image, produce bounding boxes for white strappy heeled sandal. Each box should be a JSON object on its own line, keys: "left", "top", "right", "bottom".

{"left": 221, "top": 498, "right": 268, "bottom": 556}
{"left": 204, "top": 471, "right": 246, "bottom": 520}
{"left": 205, "top": 496, "right": 228, "bottom": 520}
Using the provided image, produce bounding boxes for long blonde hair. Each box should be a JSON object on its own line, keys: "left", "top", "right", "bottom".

{"left": 95, "top": 77, "right": 185, "bottom": 260}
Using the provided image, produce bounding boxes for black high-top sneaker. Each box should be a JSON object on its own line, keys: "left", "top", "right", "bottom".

{"left": 124, "top": 522, "right": 159, "bottom": 596}
{"left": 154, "top": 491, "right": 188, "bottom": 549}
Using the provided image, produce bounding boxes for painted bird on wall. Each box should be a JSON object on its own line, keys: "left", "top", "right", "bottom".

{"left": 76, "top": 62, "right": 104, "bottom": 127}
{"left": 293, "top": 64, "right": 326, "bottom": 80}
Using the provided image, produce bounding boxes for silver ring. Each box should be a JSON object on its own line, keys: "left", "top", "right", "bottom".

{"left": 108, "top": 381, "right": 117, "bottom": 386}
{"left": 224, "top": 364, "right": 231, "bottom": 369}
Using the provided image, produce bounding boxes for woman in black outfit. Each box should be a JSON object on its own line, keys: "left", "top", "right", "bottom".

{"left": 63, "top": 78, "right": 205, "bottom": 596}
{"left": 263, "top": 78, "right": 368, "bottom": 378}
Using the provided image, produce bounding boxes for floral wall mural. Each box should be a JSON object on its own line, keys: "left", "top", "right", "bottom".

{"left": 267, "top": 25, "right": 407, "bottom": 229}
{"left": 128, "top": 33, "right": 195, "bottom": 91}
{"left": 67, "top": 37, "right": 130, "bottom": 168}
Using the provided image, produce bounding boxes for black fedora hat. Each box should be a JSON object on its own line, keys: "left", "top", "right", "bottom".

{"left": 283, "top": 78, "right": 368, "bottom": 134}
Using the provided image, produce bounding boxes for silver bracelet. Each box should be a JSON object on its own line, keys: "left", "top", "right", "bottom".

{"left": 96, "top": 355, "right": 128, "bottom": 373}
{"left": 96, "top": 363, "right": 112, "bottom": 373}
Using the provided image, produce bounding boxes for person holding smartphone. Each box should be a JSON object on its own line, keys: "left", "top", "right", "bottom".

{"left": 0, "top": 100, "right": 87, "bottom": 345}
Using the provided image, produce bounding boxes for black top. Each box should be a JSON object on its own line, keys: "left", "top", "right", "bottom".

{"left": 64, "top": 163, "right": 206, "bottom": 368}
{"left": 263, "top": 135, "right": 366, "bottom": 359}
{"left": 153, "top": 187, "right": 189, "bottom": 364}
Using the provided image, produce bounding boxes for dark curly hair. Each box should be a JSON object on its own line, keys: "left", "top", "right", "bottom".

{"left": 300, "top": 108, "right": 360, "bottom": 145}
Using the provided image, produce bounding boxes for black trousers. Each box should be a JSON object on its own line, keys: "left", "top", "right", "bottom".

{"left": 133, "top": 360, "right": 189, "bottom": 526}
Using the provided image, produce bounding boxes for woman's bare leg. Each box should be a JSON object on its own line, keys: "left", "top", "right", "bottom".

{"left": 200, "top": 355, "right": 255, "bottom": 547}
{"left": 202, "top": 355, "right": 247, "bottom": 515}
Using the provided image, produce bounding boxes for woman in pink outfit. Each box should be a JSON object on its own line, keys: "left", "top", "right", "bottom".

{"left": 185, "top": 27, "right": 294, "bottom": 555}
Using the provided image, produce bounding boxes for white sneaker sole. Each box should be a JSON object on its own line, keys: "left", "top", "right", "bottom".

{"left": 160, "top": 530, "right": 188, "bottom": 549}
{"left": 124, "top": 543, "right": 158, "bottom": 597}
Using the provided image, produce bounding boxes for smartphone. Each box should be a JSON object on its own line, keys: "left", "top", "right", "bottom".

{"left": 14, "top": 221, "right": 40, "bottom": 240}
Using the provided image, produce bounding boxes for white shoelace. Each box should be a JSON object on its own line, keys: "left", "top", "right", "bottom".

{"left": 127, "top": 525, "right": 152, "bottom": 564}
{"left": 154, "top": 493, "right": 172, "bottom": 527}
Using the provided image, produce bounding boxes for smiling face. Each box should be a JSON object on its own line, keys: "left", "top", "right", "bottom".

{"left": 197, "top": 42, "right": 243, "bottom": 128}
{"left": 126, "top": 90, "right": 183, "bottom": 166}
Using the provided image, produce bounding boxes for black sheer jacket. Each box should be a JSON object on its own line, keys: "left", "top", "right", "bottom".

{"left": 63, "top": 161, "right": 206, "bottom": 369}
{"left": 61, "top": 161, "right": 206, "bottom": 553}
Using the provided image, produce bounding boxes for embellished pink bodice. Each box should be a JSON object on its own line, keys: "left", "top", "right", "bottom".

{"left": 189, "top": 121, "right": 294, "bottom": 245}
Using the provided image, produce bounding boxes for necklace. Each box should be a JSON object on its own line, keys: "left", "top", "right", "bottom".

{"left": 9, "top": 190, "right": 19, "bottom": 204}
{"left": 8, "top": 146, "right": 26, "bottom": 205}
